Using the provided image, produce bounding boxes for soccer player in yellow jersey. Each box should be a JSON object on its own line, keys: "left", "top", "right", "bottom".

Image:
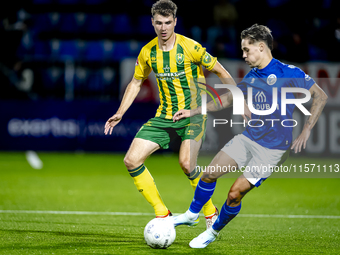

{"left": 104, "top": 0, "right": 237, "bottom": 228}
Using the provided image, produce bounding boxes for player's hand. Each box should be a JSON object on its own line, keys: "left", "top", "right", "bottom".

{"left": 291, "top": 128, "right": 311, "bottom": 153}
{"left": 173, "top": 109, "right": 191, "bottom": 122}
{"left": 104, "top": 113, "right": 122, "bottom": 135}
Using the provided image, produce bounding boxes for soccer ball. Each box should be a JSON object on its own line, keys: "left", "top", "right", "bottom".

{"left": 144, "top": 218, "right": 176, "bottom": 249}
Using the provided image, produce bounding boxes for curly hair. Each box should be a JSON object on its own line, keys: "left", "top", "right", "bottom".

{"left": 241, "top": 24, "right": 273, "bottom": 50}
{"left": 151, "top": 0, "right": 177, "bottom": 19}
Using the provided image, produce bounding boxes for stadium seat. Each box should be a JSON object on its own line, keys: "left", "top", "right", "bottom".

{"left": 101, "top": 67, "right": 115, "bottom": 87}
{"left": 33, "top": 13, "right": 60, "bottom": 32}
{"left": 16, "top": 32, "right": 34, "bottom": 58}
{"left": 84, "top": 41, "right": 105, "bottom": 61}
{"left": 40, "top": 67, "right": 65, "bottom": 97}
{"left": 128, "top": 40, "right": 144, "bottom": 57}
{"left": 59, "top": 13, "right": 86, "bottom": 33}
{"left": 34, "top": 41, "right": 52, "bottom": 59}
{"left": 85, "top": 0, "right": 107, "bottom": 4}
{"left": 137, "top": 15, "right": 154, "bottom": 35}
{"left": 308, "top": 44, "right": 328, "bottom": 61}
{"left": 85, "top": 14, "right": 105, "bottom": 34}
{"left": 111, "top": 14, "right": 133, "bottom": 35}
{"left": 266, "top": 19, "right": 290, "bottom": 40}
{"left": 58, "top": 0, "right": 80, "bottom": 4}
{"left": 33, "top": 0, "right": 53, "bottom": 4}
{"left": 74, "top": 66, "right": 88, "bottom": 93}
{"left": 111, "top": 41, "right": 132, "bottom": 61}
{"left": 174, "top": 17, "right": 186, "bottom": 35}
{"left": 102, "top": 40, "right": 114, "bottom": 61}
{"left": 87, "top": 69, "right": 103, "bottom": 92}
{"left": 58, "top": 40, "right": 81, "bottom": 60}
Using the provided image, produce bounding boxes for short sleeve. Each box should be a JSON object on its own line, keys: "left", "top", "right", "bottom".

{"left": 292, "top": 67, "right": 315, "bottom": 90}
{"left": 237, "top": 71, "right": 254, "bottom": 97}
{"left": 191, "top": 43, "right": 217, "bottom": 71}
{"left": 134, "top": 49, "right": 151, "bottom": 81}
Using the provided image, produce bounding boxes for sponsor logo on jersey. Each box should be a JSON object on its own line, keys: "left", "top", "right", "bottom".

{"left": 163, "top": 65, "right": 171, "bottom": 73}
{"left": 255, "top": 91, "right": 266, "bottom": 103}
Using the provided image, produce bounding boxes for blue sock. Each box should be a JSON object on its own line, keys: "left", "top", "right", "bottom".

{"left": 212, "top": 202, "right": 241, "bottom": 231}
{"left": 189, "top": 179, "right": 216, "bottom": 214}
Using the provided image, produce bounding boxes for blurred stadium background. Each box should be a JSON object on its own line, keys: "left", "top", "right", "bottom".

{"left": 0, "top": 0, "right": 340, "bottom": 155}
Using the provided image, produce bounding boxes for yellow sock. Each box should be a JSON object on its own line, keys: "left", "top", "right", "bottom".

{"left": 188, "top": 167, "right": 216, "bottom": 217}
{"left": 128, "top": 164, "right": 168, "bottom": 217}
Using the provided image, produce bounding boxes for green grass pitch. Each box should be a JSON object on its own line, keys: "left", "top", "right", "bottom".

{"left": 0, "top": 152, "right": 339, "bottom": 254}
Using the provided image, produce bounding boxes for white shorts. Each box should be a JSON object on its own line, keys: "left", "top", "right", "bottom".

{"left": 221, "top": 134, "right": 289, "bottom": 187}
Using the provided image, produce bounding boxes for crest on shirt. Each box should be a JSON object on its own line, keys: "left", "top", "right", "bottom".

{"left": 135, "top": 58, "right": 139, "bottom": 66}
{"left": 267, "top": 74, "right": 277, "bottom": 85}
{"left": 176, "top": 53, "right": 184, "bottom": 64}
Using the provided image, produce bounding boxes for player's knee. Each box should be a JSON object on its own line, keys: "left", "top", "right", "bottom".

{"left": 228, "top": 189, "right": 241, "bottom": 204}
{"left": 179, "top": 159, "right": 191, "bottom": 175}
{"left": 201, "top": 174, "right": 217, "bottom": 183}
{"left": 124, "top": 155, "right": 140, "bottom": 170}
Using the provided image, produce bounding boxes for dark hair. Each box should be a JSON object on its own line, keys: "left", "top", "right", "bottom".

{"left": 151, "top": 0, "right": 177, "bottom": 19}
{"left": 241, "top": 24, "right": 273, "bottom": 50}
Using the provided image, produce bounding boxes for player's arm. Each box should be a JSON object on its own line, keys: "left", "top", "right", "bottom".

{"left": 104, "top": 77, "right": 143, "bottom": 135}
{"left": 209, "top": 61, "right": 250, "bottom": 118}
{"left": 173, "top": 61, "right": 251, "bottom": 121}
{"left": 291, "top": 83, "right": 328, "bottom": 153}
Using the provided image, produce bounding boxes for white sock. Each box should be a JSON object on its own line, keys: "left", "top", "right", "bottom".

{"left": 186, "top": 209, "right": 199, "bottom": 220}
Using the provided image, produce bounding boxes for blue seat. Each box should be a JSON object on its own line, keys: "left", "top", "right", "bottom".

{"left": 111, "top": 41, "right": 132, "bottom": 61}
{"left": 308, "top": 44, "right": 328, "bottom": 61}
{"left": 33, "top": 0, "right": 53, "bottom": 4}
{"left": 74, "top": 66, "right": 89, "bottom": 93}
{"left": 102, "top": 40, "right": 114, "bottom": 61}
{"left": 87, "top": 69, "right": 103, "bottom": 92}
{"left": 85, "top": 14, "right": 105, "bottom": 34}
{"left": 111, "top": 14, "right": 133, "bottom": 34}
{"left": 84, "top": 41, "right": 105, "bottom": 61}
{"left": 41, "top": 67, "right": 64, "bottom": 92}
{"left": 33, "top": 13, "right": 60, "bottom": 32}
{"left": 101, "top": 67, "right": 115, "bottom": 91}
{"left": 266, "top": 19, "right": 290, "bottom": 40}
{"left": 58, "top": 0, "right": 80, "bottom": 4}
{"left": 16, "top": 32, "right": 34, "bottom": 58}
{"left": 59, "top": 13, "right": 86, "bottom": 33}
{"left": 59, "top": 40, "right": 81, "bottom": 60}
{"left": 137, "top": 15, "right": 154, "bottom": 35}
{"left": 34, "top": 41, "right": 51, "bottom": 59}
{"left": 85, "top": 0, "right": 107, "bottom": 4}
{"left": 175, "top": 17, "right": 186, "bottom": 35}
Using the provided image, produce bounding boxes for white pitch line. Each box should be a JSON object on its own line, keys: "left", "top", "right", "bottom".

{"left": 0, "top": 210, "right": 339, "bottom": 219}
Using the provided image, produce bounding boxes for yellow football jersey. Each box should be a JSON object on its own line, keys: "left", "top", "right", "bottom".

{"left": 134, "top": 34, "right": 217, "bottom": 120}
